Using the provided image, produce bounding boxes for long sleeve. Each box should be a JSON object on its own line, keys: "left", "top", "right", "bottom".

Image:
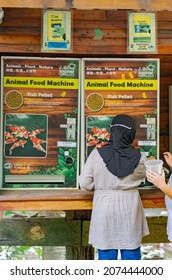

{"left": 78, "top": 151, "right": 95, "bottom": 191}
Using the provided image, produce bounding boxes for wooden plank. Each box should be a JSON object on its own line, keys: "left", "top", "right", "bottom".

{"left": 0, "top": 200, "right": 93, "bottom": 211}
{"left": 158, "top": 46, "right": 172, "bottom": 54}
{"left": 72, "top": 29, "right": 126, "bottom": 39}
{"left": 2, "top": 7, "right": 41, "bottom": 18}
{"left": 0, "top": 44, "right": 40, "bottom": 53}
{"left": 0, "top": 217, "right": 81, "bottom": 246}
{"left": 82, "top": 216, "right": 169, "bottom": 246}
{"left": 0, "top": 192, "right": 86, "bottom": 209}
{"left": 1, "top": 0, "right": 172, "bottom": 10}
{"left": 1, "top": 0, "right": 67, "bottom": 9}
{"left": 158, "top": 22, "right": 172, "bottom": 30}
{"left": 0, "top": 211, "right": 4, "bottom": 221}
{"left": 139, "top": 188, "right": 165, "bottom": 208}
{"left": 1, "top": 43, "right": 172, "bottom": 55}
{"left": 1, "top": 40, "right": 172, "bottom": 55}
{"left": 0, "top": 215, "right": 169, "bottom": 246}
{"left": 74, "top": 10, "right": 107, "bottom": 20}
{"left": 74, "top": 0, "right": 172, "bottom": 10}
{"left": 73, "top": 20, "right": 127, "bottom": 29}
{"left": 0, "top": 189, "right": 93, "bottom": 201}
{"left": 143, "top": 216, "right": 169, "bottom": 243}
{"left": 0, "top": 190, "right": 94, "bottom": 211}
{"left": 0, "top": 34, "right": 40, "bottom": 44}
{"left": 0, "top": 188, "right": 165, "bottom": 211}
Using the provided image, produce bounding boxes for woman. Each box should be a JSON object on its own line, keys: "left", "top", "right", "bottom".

{"left": 79, "top": 114, "right": 149, "bottom": 260}
{"left": 146, "top": 152, "right": 172, "bottom": 199}
{"left": 146, "top": 151, "right": 172, "bottom": 242}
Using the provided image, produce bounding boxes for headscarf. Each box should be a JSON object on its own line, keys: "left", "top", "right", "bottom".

{"left": 98, "top": 114, "right": 141, "bottom": 178}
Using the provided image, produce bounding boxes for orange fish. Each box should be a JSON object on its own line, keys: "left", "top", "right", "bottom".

{"left": 95, "top": 142, "right": 108, "bottom": 148}
{"left": 30, "top": 137, "right": 47, "bottom": 146}
{"left": 102, "top": 128, "right": 109, "bottom": 134}
{"left": 8, "top": 124, "right": 21, "bottom": 134}
{"left": 9, "top": 139, "right": 27, "bottom": 155}
{"left": 105, "top": 133, "right": 110, "bottom": 140}
{"left": 5, "top": 137, "right": 17, "bottom": 144}
{"left": 34, "top": 143, "right": 46, "bottom": 153}
{"left": 29, "top": 129, "right": 45, "bottom": 138}
{"left": 86, "top": 134, "right": 95, "bottom": 141}
{"left": 17, "top": 126, "right": 29, "bottom": 139}
{"left": 87, "top": 139, "right": 99, "bottom": 146}
{"left": 99, "top": 132, "right": 110, "bottom": 140}
{"left": 5, "top": 131, "right": 14, "bottom": 139}
{"left": 91, "top": 127, "right": 102, "bottom": 136}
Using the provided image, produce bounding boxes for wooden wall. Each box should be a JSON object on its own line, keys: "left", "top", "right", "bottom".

{"left": 1, "top": 9, "right": 172, "bottom": 54}
{"left": 0, "top": 8, "right": 172, "bottom": 160}
{"left": 2, "top": 0, "right": 172, "bottom": 10}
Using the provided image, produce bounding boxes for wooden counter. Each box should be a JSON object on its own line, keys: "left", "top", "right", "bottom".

{"left": 0, "top": 188, "right": 165, "bottom": 212}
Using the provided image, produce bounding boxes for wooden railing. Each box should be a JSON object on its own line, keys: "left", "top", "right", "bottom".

{"left": 0, "top": 188, "right": 165, "bottom": 213}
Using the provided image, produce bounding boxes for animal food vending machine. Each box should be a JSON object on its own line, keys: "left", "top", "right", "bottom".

{"left": 0, "top": 56, "right": 81, "bottom": 189}
{"left": 81, "top": 58, "right": 160, "bottom": 185}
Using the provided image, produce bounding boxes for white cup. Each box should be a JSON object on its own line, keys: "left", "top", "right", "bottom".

{"left": 145, "top": 159, "right": 163, "bottom": 175}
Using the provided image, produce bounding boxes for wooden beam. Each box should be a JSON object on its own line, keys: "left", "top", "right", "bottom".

{"left": 0, "top": 215, "right": 169, "bottom": 246}
{"left": 0, "top": 217, "right": 81, "bottom": 246}
{"left": 143, "top": 216, "right": 169, "bottom": 243}
{"left": 0, "top": 200, "right": 93, "bottom": 211}
{"left": 0, "top": 188, "right": 165, "bottom": 211}
{"left": 0, "top": 189, "right": 93, "bottom": 211}
{"left": 1, "top": 0, "right": 172, "bottom": 10}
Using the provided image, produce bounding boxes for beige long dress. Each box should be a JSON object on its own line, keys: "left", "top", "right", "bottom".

{"left": 79, "top": 149, "right": 149, "bottom": 250}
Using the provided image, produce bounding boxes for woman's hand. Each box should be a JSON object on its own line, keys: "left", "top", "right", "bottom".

{"left": 163, "top": 152, "right": 172, "bottom": 169}
{"left": 146, "top": 170, "right": 166, "bottom": 190}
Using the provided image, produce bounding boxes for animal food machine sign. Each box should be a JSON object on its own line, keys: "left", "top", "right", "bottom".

{"left": 0, "top": 56, "right": 80, "bottom": 189}
{"left": 81, "top": 58, "right": 160, "bottom": 180}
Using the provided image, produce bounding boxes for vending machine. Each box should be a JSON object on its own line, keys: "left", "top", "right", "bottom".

{"left": 0, "top": 57, "right": 81, "bottom": 189}
{"left": 81, "top": 58, "right": 160, "bottom": 185}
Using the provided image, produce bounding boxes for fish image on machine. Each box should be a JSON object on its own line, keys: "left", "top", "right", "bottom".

{"left": 4, "top": 114, "right": 48, "bottom": 158}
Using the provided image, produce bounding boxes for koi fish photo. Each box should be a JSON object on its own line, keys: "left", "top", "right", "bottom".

{"left": 86, "top": 116, "right": 113, "bottom": 156}
{"left": 4, "top": 114, "right": 48, "bottom": 158}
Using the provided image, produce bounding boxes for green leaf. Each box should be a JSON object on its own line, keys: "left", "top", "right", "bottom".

{"left": 58, "top": 159, "right": 66, "bottom": 167}
{"left": 4, "top": 211, "right": 15, "bottom": 217}
{"left": 45, "top": 168, "right": 53, "bottom": 174}
{"left": 69, "top": 173, "right": 76, "bottom": 181}
{"left": 69, "top": 166, "right": 75, "bottom": 173}
{"left": 74, "top": 161, "right": 77, "bottom": 170}
{"left": 63, "top": 169, "right": 72, "bottom": 177}
{"left": 58, "top": 154, "right": 65, "bottom": 161}
{"left": 59, "top": 147, "right": 65, "bottom": 155}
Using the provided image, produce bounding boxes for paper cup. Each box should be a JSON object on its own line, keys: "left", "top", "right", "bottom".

{"left": 145, "top": 159, "right": 163, "bottom": 175}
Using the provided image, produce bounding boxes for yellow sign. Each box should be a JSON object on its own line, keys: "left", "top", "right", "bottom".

{"left": 4, "top": 77, "right": 78, "bottom": 89}
{"left": 42, "top": 10, "right": 72, "bottom": 52}
{"left": 128, "top": 13, "right": 157, "bottom": 53}
{"left": 85, "top": 79, "right": 158, "bottom": 90}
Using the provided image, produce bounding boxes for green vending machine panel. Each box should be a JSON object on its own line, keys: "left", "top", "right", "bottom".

{"left": 0, "top": 57, "right": 81, "bottom": 189}
{"left": 81, "top": 58, "right": 160, "bottom": 186}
